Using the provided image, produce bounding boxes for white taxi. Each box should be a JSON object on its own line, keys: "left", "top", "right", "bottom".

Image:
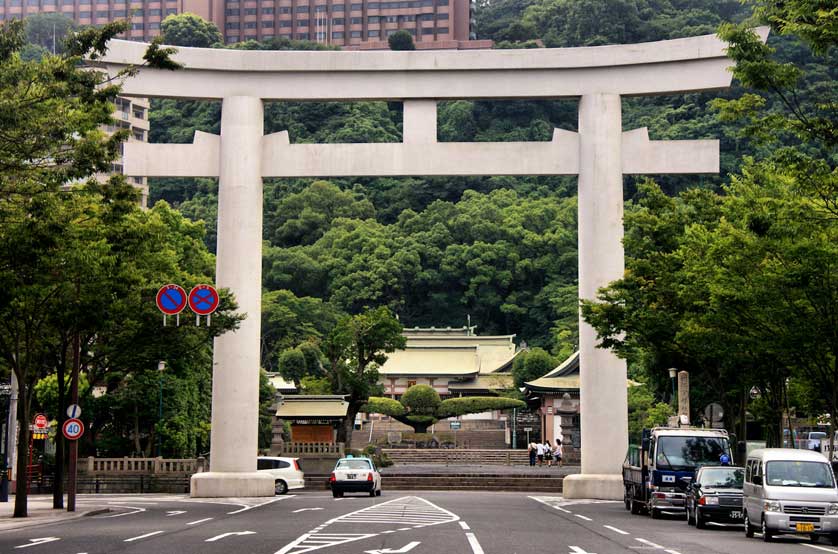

{"left": 330, "top": 456, "right": 382, "bottom": 498}
{"left": 257, "top": 456, "right": 305, "bottom": 495}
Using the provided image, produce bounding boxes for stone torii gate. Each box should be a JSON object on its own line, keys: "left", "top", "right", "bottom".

{"left": 100, "top": 29, "right": 766, "bottom": 499}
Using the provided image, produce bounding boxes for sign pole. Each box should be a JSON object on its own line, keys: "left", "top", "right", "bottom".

{"left": 67, "top": 332, "right": 80, "bottom": 512}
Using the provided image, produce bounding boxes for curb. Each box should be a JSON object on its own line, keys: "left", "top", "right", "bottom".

{"left": 0, "top": 507, "right": 111, "bottom": 533}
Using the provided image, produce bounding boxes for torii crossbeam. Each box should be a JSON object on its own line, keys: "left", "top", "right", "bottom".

{"left": 99, "top": 28, "right": 767, "bottom": 499}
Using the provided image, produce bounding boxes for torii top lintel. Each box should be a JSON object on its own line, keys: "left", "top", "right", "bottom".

{"left": 100, "top": 28, "right": 768, "bottom": 101}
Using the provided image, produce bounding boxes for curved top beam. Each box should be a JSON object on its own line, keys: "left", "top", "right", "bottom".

{"left": 99, "top": 27, "right": 768, "bottom": 101}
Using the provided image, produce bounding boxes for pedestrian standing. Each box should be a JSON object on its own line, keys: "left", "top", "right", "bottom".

{"left": 544, "top": 440, "right": 553, "bottom": 467}
{"left": 528, "top": 441, "right": 537, "bottom": 466}
{"left": 554, "top": 438, "right": 563, "bottom": 467}
{"left": 536, "top": 441, "right": 545, "bottom": 466}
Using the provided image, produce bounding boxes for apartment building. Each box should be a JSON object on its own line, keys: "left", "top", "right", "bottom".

{"left": 0, "top": 0, "right": 486, "bottom": 49}
{"left": 103, "top": 96, "right": 150, "bottom": 207}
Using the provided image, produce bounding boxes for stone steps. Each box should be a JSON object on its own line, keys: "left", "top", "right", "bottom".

{"left": 304, "top": 473, "right": 564, "bottom": 492}
{"left": 383, "top": 448, "right": 530, "bottom": 466}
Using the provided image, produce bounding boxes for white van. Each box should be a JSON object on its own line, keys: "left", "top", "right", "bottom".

{"left": 743, "top": 448, "right": 838, "bottom": 544}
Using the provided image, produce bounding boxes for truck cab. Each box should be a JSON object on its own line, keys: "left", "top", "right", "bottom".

{"left": 623, "top": 427, "right": 732, "bottom": 518}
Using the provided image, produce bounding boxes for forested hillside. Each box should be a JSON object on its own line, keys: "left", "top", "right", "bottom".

{"left": 147, "top": 0, "right": 832, "bottom": 360}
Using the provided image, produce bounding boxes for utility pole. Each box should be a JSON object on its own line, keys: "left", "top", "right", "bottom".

{"left": 67, "top": 333, "right": 80, "bottom": 512}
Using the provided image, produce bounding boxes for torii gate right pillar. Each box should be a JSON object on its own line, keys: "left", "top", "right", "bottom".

{"left": 563, "top": 94, "right": 628, "bottom": 499}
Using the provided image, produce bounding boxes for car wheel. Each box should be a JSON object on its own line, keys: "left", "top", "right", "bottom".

{"left": 274, "top": 480, "right": 288, "bottom": 495}
{"left": 831, "top": 533, "right": 838, "bottom": 547}
{"left": 369, "top": 489, "right": 376, "bottom": 497}
{"left": 650, "top": 507, "right": 661, "bottom": 519}
{"left": 761, "top": 517, "right": 773, "bottom": 542}
{"left": 695, "top": 509, "right": 706, "bottom": 529}
{"left": 630, "top": 498, "right": 642, "bottom": 515}
{"left": 744, "top": 511, "right": 754, "bottom": 538}
{"left": 624, "top": 492, "right": 631, "bottom": 511}
{"left": 376, "top": 489, "right": 382, "bottom": 497}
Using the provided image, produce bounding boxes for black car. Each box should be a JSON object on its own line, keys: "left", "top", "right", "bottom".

{"left": 685, "top": 466, "right": 745, "bottom": 529}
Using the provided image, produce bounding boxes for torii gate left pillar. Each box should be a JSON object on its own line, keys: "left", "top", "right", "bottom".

{"left": 100, "top": 29, "right": 767, "bottom": 498}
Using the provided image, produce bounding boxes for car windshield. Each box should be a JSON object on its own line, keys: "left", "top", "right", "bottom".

{"left": 336, "top": 459, "right": 372, "bottom": 470}
{"left": 655, "top": 436, "right": 730, "bottom": 470}
{"left": 699, "top": 468, "right": 744, "bottom": 488}
{"left": 810, "top": 433, "right": 827, "bottom": 439}
{"left": 766, "top": 461, "right": 835, "bottom": 488}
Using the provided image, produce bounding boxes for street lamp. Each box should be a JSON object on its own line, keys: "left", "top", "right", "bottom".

{"left": 157, "top": 361, "right": 165, "bottom": 457}
{"left": 668, "top": 368, "right": 677, "bottom": 406}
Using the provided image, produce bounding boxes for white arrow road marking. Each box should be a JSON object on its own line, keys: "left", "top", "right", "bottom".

{"left": 166, "top": 510, "right": 187, "bottom": 516}
{"left": 227, "top": 496, "right": 293, "bottom": 514}
{"left": 205, "top": 531, "right": 256, "bottom": 542}
{"left": 569, "top": 547, "right": 596, "bottom": 554}
{"left": 124, "top": 531, "right": 164, "bottom": 542}
{"left": 14, "top": 537, "right": 60, "bottom": 549}
{"left": 97, "top": 505, "right": 146, "bottom": 518}
{"left": 364, "top": 541, "right": 420, "bottom": 554}
{"left": 293, "top": 508, "right": 325, "bottom": 513}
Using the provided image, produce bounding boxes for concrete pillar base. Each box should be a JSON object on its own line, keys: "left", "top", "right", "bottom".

{"left": 562, "top": 473, "right": 624, "bottom": 500}
{"left": 190, "top": 471, "right": 275, "bottom": 498}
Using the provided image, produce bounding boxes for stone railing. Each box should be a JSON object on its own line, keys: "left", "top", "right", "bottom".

{"left": 83, "top": 457, "right": 205, "bottom": 475}
{"left": 278, "top": 442, "right": 345, "bottom": 457}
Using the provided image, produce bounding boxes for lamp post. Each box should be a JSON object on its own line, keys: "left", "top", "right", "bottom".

{"left": 668, "top": 368, "right": 677, "bottom": 406}
{"left": 157, "top": 361, "right": 165, "bottom": 457}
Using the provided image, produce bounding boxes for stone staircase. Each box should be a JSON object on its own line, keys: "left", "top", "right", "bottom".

{"left": 383, "top": 448, "right": 530, "bottom": 466}
{"left": 380, "top": 473, "right": 564, "bottom": 492}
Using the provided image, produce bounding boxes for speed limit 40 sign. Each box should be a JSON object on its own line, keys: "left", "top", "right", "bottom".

{"left": 62, "top": 418, "right": 84, "bottom": 441}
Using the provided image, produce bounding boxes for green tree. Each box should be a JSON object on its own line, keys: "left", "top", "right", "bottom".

{"left": 511, "top": 347, "right": 556, "bottom": 388}
{"left": 23, "top": 13, "right": 76, "bottom": 54}
{"left": 160, "top": 13, "right": 223, "bottom": 47}
{"left": 388, "top": 30, "right": 415, "bottom": 50}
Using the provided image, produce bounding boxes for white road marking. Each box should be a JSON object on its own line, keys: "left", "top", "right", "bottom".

{"left": 459, "top": 521, "right": 470, "bottom": 530}
{"left": 124, "top": 531, "right": 164, "bottom": 542}
{"left": 803, "top": 545, "right": 838, "bottom": 553}
{"left": 574, "top": 514, "right": 593, "bottom": 522}
{"left": 14, "top": 537, "right": 60, "bottom": 549}
{"left": 603, "top": 525, "right": 629, "bottom": 535}
{"left": 664, "top": 549, "right": 683, "bottom": 554}
{"left": 364, "top": 541, "right": 421, "bottom": 554}
{"left": 465, "top": 532, "right": 485, "bottom": 554}
{"left": 635, "top": 538, "right": 664, "bottom": 549}
{"left": 275, "top": 496, "right": 460, "bottom": 554}
{"left": 205, "top": 531, "right": 256, "bottom": 542}
{"left": 529, "top": 496, "right": 572, "bottom": 513}
{"left": 294, "top": 508, "right": 325, "bottom": 513}
{"left": 166, "top": 510, "right": 187, "bottom": 516}
{"left": 227, "top": 495, "right": 293, "bottom": 514}
{"left": 187, "top": 517, "right": 214, "bottom": 525}
{"left": 569, "top": 547, "right": 597, "bottom": 554}
{"left": 97, "top": 505, "right": 146, "bottom": 518}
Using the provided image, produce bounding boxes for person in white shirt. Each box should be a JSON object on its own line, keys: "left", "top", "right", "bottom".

{"left": 536, "top": 441, "right": 546, "bottom": 466}
{"left": 553, "top": 439, "right": 563, "bottom": 467}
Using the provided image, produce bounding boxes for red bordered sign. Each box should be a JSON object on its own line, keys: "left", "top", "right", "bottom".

{"left": 62, "top": 418, "right": 84, "bottom": 441}
{"left": 156, "top": 284, "right": 188, "bottom": 316}
{"left": 188, "top": 285, "right": 219, "bottom": 316}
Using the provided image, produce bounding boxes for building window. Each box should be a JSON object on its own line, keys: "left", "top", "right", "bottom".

{"left": 368, "top": 1, "right": 379, "bottom": 7}
{"left": 350, "top": 16, "right": 361, "bottom": 24}
{"left": 367, "top": 15, "right": 379, "bottom": 23}
{"left": 407, "top": 380, "right": 417, "bottom": 388}
{"left": 331, "top": 31, "right": 343, "bottom": 38}
{"left": 226, "top": 35, "right": 239, "bottom": 43}
{"left": 262, "top": 20, "right": 274, "bottom": 27}
{"left": 422, "top": 27, "right": 434, "bottom": 34}
{"left": 438, "top": 0, "right": 448, "bottom": 4}
{"left": 314, "top": 4, "right": 327, "bottom": 11}
{"left": 61, "top": 0, "right": 73, "bottom": 5}
{"left": 96, "top": 10, "right": 109, "bottom": 17}
{"left": 26, "top": 0, "right": 39, "bottom": 6}
{"left": 79, "top": 0, "right": 91, "bottom": 4}
{"left": 418, "top": 13, "right": 433, "bottom": 21}
{"left": 332, "top": 17, "right": 344, "bottom": 24}
{"left": 280, "top": 33, "right": 291, "bottom": 38}
{"left": 437, "top": 26, "right": 448, "bottom": 33}
{"left": 165, "top": 7, "right": 176, "bottom": 14}
{"left": 437, "top": 13, "right": 448, "bottom": 20}
{"left": 263, "top": 34, "right": 274, "bottom": 39}
{"left": 244, "top": 7, "right": 256, "bottom": 14}
{"left": 244, "top": 21, "right": 257, "bottom": 28}
{"left": 368, "top": 29, "right": 379, "bottom": 37}
{"left": 279, "top": 6, "right": 290, "bottom": 13}
{"left": 295, "top": 5, "right": 308, "bottom": 12}
{"left": 350, "top": 30, "right": 361, "bottom": 37}
{"left": 149, "top": 8, "right": 161, "bottom": 15}
{"left": 113, "top": 9, "right": 126, "bottom": 16}
{"left": 225, "top": 8, "right": 238, "bottom": 14}
{"left": 296, "top": 32, "right": 308, "bottom": 39}
{"left": 279, "top": 20, "right": 291, "bottom": 27}
{"left": 132, "top": 22, "right": 144, "bottom": 29}
{"left": 332, "top": 4, "right": 343, "bottom": 10}
{"left": 226, "top": 22, "right": 238, "bottom": 28}
{"left": 261, "top": 7, "right": 273, "bottom": 14}
{"left": 350, "top": 3, "right": 362, "bottom": 10}
{"left": 297, "top": 19, "right": 309, "bottom": 26}
{"left": 132, "top": 107, "right": 145, "bottom": 119}
{"left": 132, "top": 8, "right": 144, "bottom": 16}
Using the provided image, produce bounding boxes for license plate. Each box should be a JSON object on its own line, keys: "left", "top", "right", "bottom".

{"left": 729, "top": 511, "right": 742, "bottom": 519}
{"left": 796, "top": 523, "right": 815, "bottom": 533}
{"left": 347, "top": 473, "right": 356, "bottom": 479}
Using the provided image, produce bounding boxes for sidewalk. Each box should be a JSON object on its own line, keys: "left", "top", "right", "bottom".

{"left": 0, "top": 495, "right": 110, "bottom": 532}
